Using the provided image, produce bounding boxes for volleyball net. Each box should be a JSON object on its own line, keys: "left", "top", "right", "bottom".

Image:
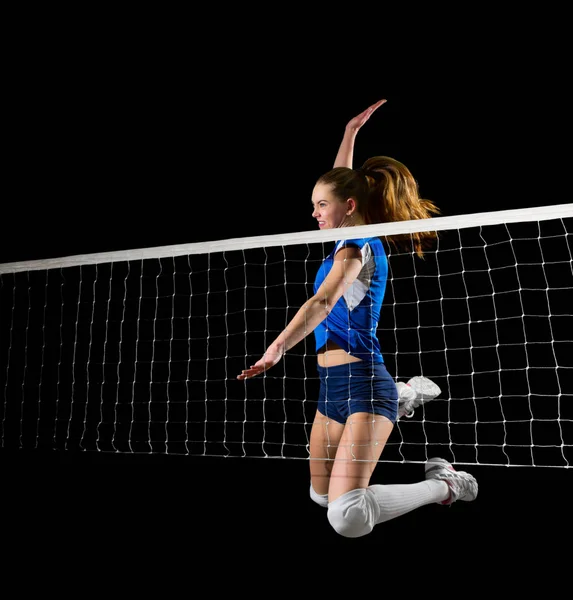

{"left": 1, "top": 204, "right": 572, "bottom": 467}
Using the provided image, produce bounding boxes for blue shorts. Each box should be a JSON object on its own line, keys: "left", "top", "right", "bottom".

{"left": 317, "top": 361, "right": 398, "bottom": 424}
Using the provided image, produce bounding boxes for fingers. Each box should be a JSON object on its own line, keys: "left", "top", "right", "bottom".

{"left": 237, "top": 365, "right": 264, "bottom": 380}
{"left": 365, "top": 99, "right": 386, "bottom": 117}
{"left": 371, "top": 98, "right": 387, "bottom": 110}
{"left": 356, "top": 99, "right": 386, "bottom": 126}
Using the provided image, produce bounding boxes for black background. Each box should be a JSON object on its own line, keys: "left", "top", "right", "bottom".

{"left": 2, "top": 8, "right": 572, "bottom": 591}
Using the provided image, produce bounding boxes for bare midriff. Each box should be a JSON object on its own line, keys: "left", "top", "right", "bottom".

{"left": 317, "top": 340, "right": 363, "bottom": 367}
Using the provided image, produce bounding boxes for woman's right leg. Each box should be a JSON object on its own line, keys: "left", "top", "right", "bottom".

{"left": 308, "top": 410, "right": 345, "bottom": 497}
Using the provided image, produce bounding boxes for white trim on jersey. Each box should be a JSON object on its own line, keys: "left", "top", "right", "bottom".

{"left": 334, "top": 241, "right": 375, "bottom": 311}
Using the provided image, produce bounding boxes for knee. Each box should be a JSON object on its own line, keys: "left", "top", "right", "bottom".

{"left": 327, "top": 488, "right": 377, "bottom": 538}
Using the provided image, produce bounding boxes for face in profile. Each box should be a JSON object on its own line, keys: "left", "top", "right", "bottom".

{"left": 311, "top": 182, "right": 351, "bottom": 230}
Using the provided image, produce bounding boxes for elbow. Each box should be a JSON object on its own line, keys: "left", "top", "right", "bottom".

{"left": 309, "top": 294, "right": 333, "bottom": 317}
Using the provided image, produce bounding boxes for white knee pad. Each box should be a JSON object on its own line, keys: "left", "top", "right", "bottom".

{"left": 310, "top": 484, "right": 329, "bottom": 508}
{"left": 327, "top": 488, "right": 380, "bottom": 538}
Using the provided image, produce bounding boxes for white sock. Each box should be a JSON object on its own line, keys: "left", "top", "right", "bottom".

{"left": 369, "top": 479, "right": 449, "bottom": 523}
{"left": 309, "top": 484, "right": 329, "bottom": 508}
{"left": 327, "top": 480, "right": 450, "bottom": 537}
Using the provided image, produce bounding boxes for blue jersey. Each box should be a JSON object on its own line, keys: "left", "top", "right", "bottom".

{"left": 313, "top": 237, "right": 388, "bottom": 364}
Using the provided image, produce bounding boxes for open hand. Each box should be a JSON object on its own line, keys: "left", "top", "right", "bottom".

{"left": 346, "top": 98, "right": 387, "bottom": 132}
{"left": 237, "top": 351, "right": 283, "bottom": 380}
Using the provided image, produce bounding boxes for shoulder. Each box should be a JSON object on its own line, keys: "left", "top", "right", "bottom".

{"left": 335, "top": 237, "right": 385, "bottom": 254}
{"left": 332, "top": 237, "right": 386, "bottom": 268}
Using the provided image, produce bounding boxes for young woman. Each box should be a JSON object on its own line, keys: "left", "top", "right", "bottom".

{"left": 237, "top": 99, "right": 477, "bottom": 538}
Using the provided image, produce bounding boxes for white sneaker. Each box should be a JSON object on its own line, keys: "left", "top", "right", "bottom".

{"left": 397, "top": 376, "right": 441, "bottom": 419}
{"left": 425, "top": 457, "right": 478, "bottom": 505}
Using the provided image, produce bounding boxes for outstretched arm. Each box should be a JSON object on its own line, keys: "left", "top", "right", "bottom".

{"left": 237, "top": 247, "right": 363, "bottom": 380}
{"left": 333, "top": 98, "right": 387, "bottom": 168}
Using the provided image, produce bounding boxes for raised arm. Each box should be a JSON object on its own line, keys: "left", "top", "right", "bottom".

{"left": 237, "top": 247, "right": 363, "bottom": 380}
{"left": 333, "top": 98, "right": 387, "bottom": 168}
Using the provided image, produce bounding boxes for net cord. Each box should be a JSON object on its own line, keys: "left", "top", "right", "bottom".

{"left": 2, "top": 204, "right": 572, "bottom": 274}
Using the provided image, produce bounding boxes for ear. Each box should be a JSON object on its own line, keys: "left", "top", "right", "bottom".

{"left": 346, "top": 198, "right": 357, "bottom": 215}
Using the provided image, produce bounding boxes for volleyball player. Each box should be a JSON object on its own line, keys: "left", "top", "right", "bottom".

{"left": 237, "top": 99, "right": 477, "bottom": 538}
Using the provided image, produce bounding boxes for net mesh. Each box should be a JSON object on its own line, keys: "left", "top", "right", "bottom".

{"left": 1, "top": 204, "right": 572, "bottom": 467}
